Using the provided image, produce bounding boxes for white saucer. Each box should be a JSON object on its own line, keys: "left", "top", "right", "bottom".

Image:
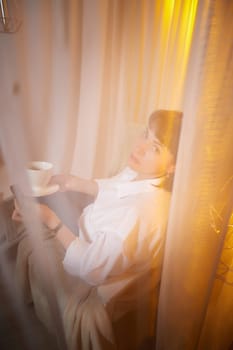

{"left": 31, "top": 184, "right": 59, "bottom": 197}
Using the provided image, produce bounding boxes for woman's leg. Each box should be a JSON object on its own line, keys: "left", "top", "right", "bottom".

{"left": 1, "top": 197, "right": 116, "bottom": 349}
{"left": 26, "top": 234, "right": 116, "bottom": 350}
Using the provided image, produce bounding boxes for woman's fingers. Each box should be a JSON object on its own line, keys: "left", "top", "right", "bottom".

{"left": 12, "top": 209, "right": 22, "bottom": 222}
{"left": 12, "top": 203, "right": 43, "bottom": 223}
{"left": 49, "top": 175, "right": 68, "bottom": 191}
{"left": 12, "top": 199, "right": 22, "bottom": 221}
{"left": 48, "top": 175, "right": 61, "bottom": 186}
{"left": 48, "top": 175, "right": 58, "bottom": 185}
{"left": 14, "top": 199, "right": 20, "bottom": 211}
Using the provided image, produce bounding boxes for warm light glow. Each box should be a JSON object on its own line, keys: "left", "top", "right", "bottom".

{"left": 1, "top": 1, "right": 233, "bottom": 349}
{"left": 122, "top": 0, "right": 198, "bottom": 127}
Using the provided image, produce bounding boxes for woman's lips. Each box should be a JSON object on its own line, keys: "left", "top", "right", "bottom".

{"left": 129, "top": 153, "right": 140, "bottom": 164}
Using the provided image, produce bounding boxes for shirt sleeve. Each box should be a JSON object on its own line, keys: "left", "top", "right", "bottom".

{"left": 63, "top": 231, "right": 131, "bottom": 286}
{"left": 63, "top": 213, "right": 165, "bottom": 286}
{"left": 63, "top": 205, "right": 144, "bottom": 286}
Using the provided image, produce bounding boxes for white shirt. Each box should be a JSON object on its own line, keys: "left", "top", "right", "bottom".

{"left": 63, "top": 167, "right": 171, "bottom": 300}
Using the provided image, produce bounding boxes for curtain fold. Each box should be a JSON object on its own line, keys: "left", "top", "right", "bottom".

{"left": 1, "top": 0, "right": 233, "bottom": 349}
{"left": 91, "top": 0, "right": 198, "bottom": 177}
{"left": 2, "top": 0, "right": 83, "bottom": 173}
{"left": 156, "top": 1, "right": 233, "bottom": 349}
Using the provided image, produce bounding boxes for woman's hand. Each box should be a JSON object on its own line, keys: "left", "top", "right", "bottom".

{"left": 12, "top": 200, "right": 61, "bottom": 231}
{"left": 12, "top": 200, "right": 76, "bottom": 247}
{"left": 49, "top": 174, "right": 80, "bottom": 192}
{"left": 49, "top": 174, "right": 98, "bottom": 197}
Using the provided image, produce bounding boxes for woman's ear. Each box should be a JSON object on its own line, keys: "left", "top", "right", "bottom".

{"left": 167, "top": 163, "right": 175, "bottom": 176}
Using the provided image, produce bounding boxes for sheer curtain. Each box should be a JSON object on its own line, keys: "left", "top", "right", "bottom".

{"left": 156, "top": 1, "right": 233, "bottom": 349}
{"left": 0, "top": 0, "right": 233, "bottom": 349}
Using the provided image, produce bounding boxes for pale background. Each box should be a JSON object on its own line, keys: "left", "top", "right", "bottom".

{"left": 0, "top": 1, "right": 233, "bottom": 349}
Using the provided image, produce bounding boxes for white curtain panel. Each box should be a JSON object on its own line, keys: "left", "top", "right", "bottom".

{"left": 0, "top": 0, "right": 233, "bottom": 349}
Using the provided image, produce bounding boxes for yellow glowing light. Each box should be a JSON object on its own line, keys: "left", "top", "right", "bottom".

{"left": 152, "top": 0, "right": 198, "bottom": 107}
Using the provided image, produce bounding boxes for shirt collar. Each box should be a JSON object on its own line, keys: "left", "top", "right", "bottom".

{"left": 115, "top": 167, "right": 165, "bottom": 198}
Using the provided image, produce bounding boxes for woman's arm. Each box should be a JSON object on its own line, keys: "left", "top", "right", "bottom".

{"left": 12, "top": 201, "right": 76, "bottom": 250}
{"left": 56, "top": 225, "right": 76, "bottom": 249}
{"left": 50, "top": 174, "right": 98, "bottom": 197}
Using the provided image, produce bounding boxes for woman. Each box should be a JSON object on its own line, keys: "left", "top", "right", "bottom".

{"left": 12, "top": 109, "right": 182, "bottom": 349}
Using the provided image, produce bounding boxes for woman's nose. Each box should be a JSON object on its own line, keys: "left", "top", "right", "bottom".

{"left": 134, "top": 141, "right": 148, "bottom": 155}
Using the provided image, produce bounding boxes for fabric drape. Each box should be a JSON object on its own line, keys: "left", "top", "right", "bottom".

{"left": 1, "top": 0, "right": 233, "bottom": 349}
{"left": 156, "top": 1, "right": 233, "bottom": 349}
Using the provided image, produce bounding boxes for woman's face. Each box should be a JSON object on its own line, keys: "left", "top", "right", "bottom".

{"left": 127, "top": 127, "right": 174, "bottom": 179}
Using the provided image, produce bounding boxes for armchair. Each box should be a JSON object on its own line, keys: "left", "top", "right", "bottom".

{"left": 0, "top": 191, "right": 160, "bottom": 349}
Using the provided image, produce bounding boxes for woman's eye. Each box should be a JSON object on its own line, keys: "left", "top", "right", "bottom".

{"left": 152, "top": 145, "right": 160, "bottom": 153}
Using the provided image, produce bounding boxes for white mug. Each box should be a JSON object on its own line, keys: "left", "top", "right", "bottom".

{"left": 27, "top": 161, "right": 53, "bottom": 189}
